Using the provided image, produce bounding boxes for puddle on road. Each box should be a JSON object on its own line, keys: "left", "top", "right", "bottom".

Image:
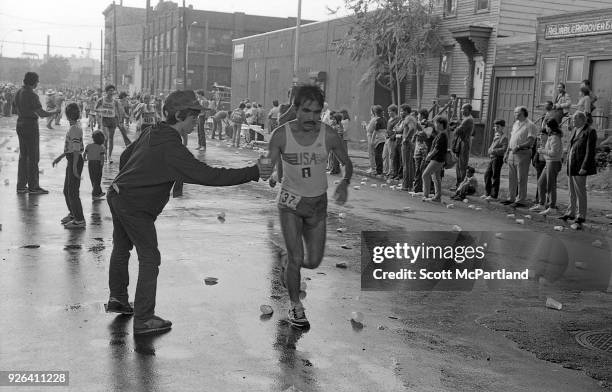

{"left": 21, "top": 244, "right": 40, "bottom": 249}
{"left": 64, "top": 244, "right": 82, "bottom": 251}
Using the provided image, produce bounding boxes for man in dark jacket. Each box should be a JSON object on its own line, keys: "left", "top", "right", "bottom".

{"left": 13, "top": 72, "right": 58, "bottom": 194}
{"left": 560, "top": 111, "right": 597, "bottom": 230}
{"left": 106, "top": 90, "right": 273, "bottom": 335}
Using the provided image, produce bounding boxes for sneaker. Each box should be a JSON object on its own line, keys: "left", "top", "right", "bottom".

{"left": 510, "top": 202, "right": 526, "bottom": 208}
{"left": 106, "top": 297, "right": 134, "bottom": 315}
{"left": 134, "top": 315, "right": 172, "bottom": 335}
{"left": 60, "top": 214, "right": 74, "bottom": 224}
{"left": 500, "top": 200, "right": 514, "bottom": 205}
{"left": 16, "top": 188, "right": 28, "bottom": 194}
{"left": 484, "top": 196, "right": 496, "bottom": 201}
{"left": 529, "top": 204, "right": 545, "bottom": 212}
{"left": 287, "top": 306, "right": 310, "bottom": 329}
{"left": 539, "top": 207, "right": 558, "bottom": 216}
{"left": 559, "top": 214, "right": 575, "bottom": 222}
{"left": 93, "top": 192, "right": 106, "bottom": 199}
{"left": 64, "top": 220, "right": 86, "bottom": 229}
{"left": 480, "top": 195, "right": 488, "bottom": 199}
{"left": 28, "top": 187, "right": 49, "bottom": 194}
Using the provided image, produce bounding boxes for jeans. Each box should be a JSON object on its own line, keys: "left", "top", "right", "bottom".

{"left": 108, "top": 190, "right": 161, "bottom": 322}
{"left": 422, "top": 160, "right": 444, "bottom": 200}
{"left": 382, "top": 139, "right": 391, "bottom": 175}
{"left": 63, "top": 154, "right": 84, "bottom": 221}
{"left": 16, "top": 119, "right": 40, "bottom": 190}
{"left": 455, "top": 143, "right": 470, "bottom": 186}
{"left": 374, "top": 142, "right": 384, "bottom": 174}
{"left": 413, "top": 157, "right": 425, "bottom": 192}
{"left": 484, "top": 156, "right": 504, "bottom": 198}
{"left": 197, "top": 116, "right": 207, "bottom": 147}
{"left": 537, "top": 161, "right": 561, "bottom": 208}
{"left": 211, "top": 118, "right": 223, "bottom": 139}
{"left": 533, "top": 160, "right": 546, "bottom": 201}
{"left": 88, "top": 160, "right": 103, "bottom": 196}
{"left": 401, "top": 142, "right": 414, "bottom": 189}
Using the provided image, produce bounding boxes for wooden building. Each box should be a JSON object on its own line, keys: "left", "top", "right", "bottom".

{"left": 232, "top": 0, "right": 609, "bottom": 153}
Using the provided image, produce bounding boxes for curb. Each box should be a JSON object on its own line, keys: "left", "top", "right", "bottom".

{"left": 350, "top": 166, "right": 612, "bottom": 235}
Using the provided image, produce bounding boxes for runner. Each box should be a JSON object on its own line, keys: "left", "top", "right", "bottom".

{"left": 105, "top": 89, "right": 273, "bottom": 335}
{"left": 267, "top": 84, "right": 353, "bottom": 329}
{"left": 95, "top": 84, "right": 130, "bottom": 163}
{"left": 132, "top": 94, "right": 158, "bottom": 139}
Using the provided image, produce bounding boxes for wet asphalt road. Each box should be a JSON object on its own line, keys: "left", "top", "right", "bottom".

{"left": 0, "top": 116, "right": 610, "bottom": 391}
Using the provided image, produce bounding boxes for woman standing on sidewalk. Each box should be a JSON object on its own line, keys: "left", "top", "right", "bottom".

{"left": 422, "top": 116, "right": 449, "bottom": 202}
{"left": 534, "top": 119, "right": 563, "bottom": 215}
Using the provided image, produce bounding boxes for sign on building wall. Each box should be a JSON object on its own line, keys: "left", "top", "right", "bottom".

{"left": 545, "top": 19, "right": 612, "bottom": 39}
{"left": 233, "top": 44, "right": 244, "bottom": 60}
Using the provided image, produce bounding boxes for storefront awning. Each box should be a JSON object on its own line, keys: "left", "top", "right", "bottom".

{"left": 451, "top": 26, "right": 493, "bottom": 61}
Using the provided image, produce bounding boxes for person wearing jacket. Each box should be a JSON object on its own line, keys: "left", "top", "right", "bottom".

{"left": 530, "top": 119, "right": 563, "bottom": 215}
{"left": 560, "top": 111, "right": 598, "bottom": 230}
{"left": 482, "top": 119, "right": 508, "bottom": 200}
{"left": 422, "top": 116, "right": 449, "bottom": 202}
{"left": 105, "top": 90, "right": 273, "bottom": 335}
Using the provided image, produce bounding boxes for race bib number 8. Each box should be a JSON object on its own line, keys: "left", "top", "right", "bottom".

{"left": 277, "top": 188, "right": 301, "bottom": 210}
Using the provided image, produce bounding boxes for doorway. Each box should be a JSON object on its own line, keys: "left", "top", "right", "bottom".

{"left": 590, "top": 60, "right": 612, "bottom": 129}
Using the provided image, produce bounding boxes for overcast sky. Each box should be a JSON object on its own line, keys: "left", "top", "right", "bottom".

{"left": 0, "top": 0, "right": 349, "bottom": 59}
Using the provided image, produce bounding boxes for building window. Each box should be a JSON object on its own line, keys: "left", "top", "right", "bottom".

{"left": 565, "top": 56, "right": 584, "bottom": 101}
{"left": 234, "top": 44, "right": 244, "bottom": 60}
{"left": 444, "top": 0, "right": 457, "bottom": 17}
{"left": 172, "top": 28, "right": 177, "bottom": 51}
{"left": 438, "top": 51, "right": 452, "bottom": 98}
{"left": 539, "top": 57, "right": 557, "bottom": 103}
{"left": 166, "top": 30, "right": 171, "bottom": 51}
{"left": 475, "top": 0, "right": 488, "bottom": 11}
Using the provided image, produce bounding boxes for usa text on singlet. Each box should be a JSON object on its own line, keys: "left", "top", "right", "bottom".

{"left": 278, "top": 123, "right": 329, "bottom": 208}
{"left": 99, "top": 99, "right": 116, "bottom": 118}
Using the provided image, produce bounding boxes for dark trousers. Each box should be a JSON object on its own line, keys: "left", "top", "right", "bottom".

{"left": 108, "top": 190, "right": 161, "bottom": 322}
{"left": 484, "top": 156, "right": 504, "bottom": 198}
{"left": 401, "top": 142, "right": 414, "bottom": 189}
{"left": 16, "top": 119, "right": 40, "bottom": 190}
{"left": 374, "top": 143, "right": 384, "bottom": 174}
{"left": 63, "top": 155, "right": 84, "bottom": 221}
{"left": 413, "top": 157, "right": 425, "bottom": 192}
{"left": 197, "top": 116, "right": 207, "bottom": 146}
{"left": 455, "top": 145, "right": 470, "bottom": 186}
{"left": 88, "top": 160, "right": 103, "bottom": 196}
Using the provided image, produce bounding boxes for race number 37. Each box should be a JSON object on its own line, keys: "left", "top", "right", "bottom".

{"left": 277, "top": 189, "right": 301, "bottom": 210}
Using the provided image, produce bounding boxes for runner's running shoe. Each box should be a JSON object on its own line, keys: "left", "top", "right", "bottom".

{"left": 288, "top": 306, "right": 310, "bottom": 329}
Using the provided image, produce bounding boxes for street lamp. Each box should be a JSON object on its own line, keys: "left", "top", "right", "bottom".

{"left": 185, "top": 21, "right": 197, "bottom": 89}
{"left": 0, "top": 29, "right": 23, "bottom": 57}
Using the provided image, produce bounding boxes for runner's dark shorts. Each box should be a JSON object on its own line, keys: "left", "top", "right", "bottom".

{"left": 102, "top": 117, "right": 117, "bottom": 128}
{"left": 278, "top": 192, "right": 327, "bottom": 221}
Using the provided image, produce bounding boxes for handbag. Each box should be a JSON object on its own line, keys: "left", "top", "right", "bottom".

{"left": 444, "top": 150, "right": 457, "bottom": 169}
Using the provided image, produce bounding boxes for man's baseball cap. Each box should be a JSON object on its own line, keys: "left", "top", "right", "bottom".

{"left": 163, "top": 90, "right": 204, "bottom": 112}
{"left": 494, "top": 119, "right": 506, "bottom": 126}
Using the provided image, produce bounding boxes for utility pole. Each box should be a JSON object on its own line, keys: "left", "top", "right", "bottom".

{"left": 113, "top": 0, "right": 118, "bottom": 86}
{"left": 46, "top": 35, "right": 50, "bottom": 60}
{"left": 203, "top": 19, "right": 209, "bottom": 92}
{"left": 100, "top": 30, "right": 103, "bottom": 89}
{"left": 293, "top": 0, "right": 302, "bottom": 85}
{"left": 182, "top": 0, "right": 187, "bottom": 90}
{"left": 145, "top": 0, "right": 150, "bottom": 94}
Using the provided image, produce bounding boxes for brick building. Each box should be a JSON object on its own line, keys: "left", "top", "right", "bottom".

{"left": 141, "top": 1, "right": 313, "bottom": 96}
{"left": 232, "top": 0, "right": 609, "bottom": 153}
{"left": 102, "top": 3, "right": 147, "bottom": 91}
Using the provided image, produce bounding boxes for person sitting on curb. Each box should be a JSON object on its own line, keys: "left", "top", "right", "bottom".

{"left": 451, "top": 166, "right": 477, "bottom": 201}
{"left": 105, "top": 90, "right": 273, "bottom": 336}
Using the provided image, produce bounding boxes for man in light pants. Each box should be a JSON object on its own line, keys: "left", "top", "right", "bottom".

{"left": 560, "top": 111, "right": 598, "bottom": 230}
{"left": 501, "top": 106, "right": 537, "bottom": 208}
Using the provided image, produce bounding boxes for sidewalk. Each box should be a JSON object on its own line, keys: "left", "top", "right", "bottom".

{"left": 346, "top": 143, "right": 612, "bottom": 232}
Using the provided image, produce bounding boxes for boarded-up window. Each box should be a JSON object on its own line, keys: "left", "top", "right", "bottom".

{"left": 565, "top": 56, "right": 584, "bottom": 101}
{"left": 540, "top": 57, "right": 557, "bottom": 103}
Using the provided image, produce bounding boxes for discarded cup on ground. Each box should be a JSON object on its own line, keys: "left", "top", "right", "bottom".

{"left": 353, "top": 186, "right": 360, "bottom": 190}
{"left": 524, "top": 215, "right": 532, "bottom": 220}
{"left": 360, "top": 181, "right": 367, "bottom": 186}
{"left": 463, "top": 199, "right": 469, "bottom": 203}
{"left": 475, "top": 207, "right": 482, "bottom": 211}
{"left": 378, "top": 325, "right": 386, "bottom": 330}
{"left": 389, "top": 185, "right": 396, "bottom": 190}
{"left": 446, "top": 204, "right": 455, "bottom": 209}
{"left": 380, "top": 184, "right": 387, "bottom": 188}
{"left": 574, "top": 261, "right": 586, "bottom": 270}
{"left": 515, "top": 219, "right": 525, "bottom": 225}
{"left": 217, "top": 212, "right": 226, "bottom": 220}
{"left": 336, "top": 227, "right": 346, "bottom": 233}
{"left": 361, "top": 177, "right": 368, "bottom": 181}
{"left": 545, "top": 297, "right": 562, "bottom": 310}
{"left": 553, "top": 226, "right": 564, "bottom": 232}
{"left": 341, "top": 244, "right": 352, "bottom": 249}
{"left": 507, "top": 214, "right": 515, "bottom": 218}
{"left": 592, "top": 240, "right": 603, "bottom": 248}
{"left": 260, "top": 304, "right": 274, "bottom": 315}
{"left": 468, "top": 204, "right": 475, "bottom": 209}
{"left": 338, "top": 213, "right": 346, "bottom": 219}
{"left": 351, "top": 311, "right": 364, "bottom": 324}
{"left": 336, "top": 262, "right": 347, "bottom": 268}
{"left": 370, "top": 184, "right": 377, "bottom": 188}
{"left": 204, "top": 277, "right": 218, "bottom": 285}
{"left": 452, "top": 225, "right": 462, "bottom": 232}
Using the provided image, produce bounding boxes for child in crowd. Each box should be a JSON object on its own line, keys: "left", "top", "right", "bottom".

{"left": 412, "top": 130, "right": 429, "bottom": 192}
{"left": 84, "top": 130, "right": 106, "bottom": 199}
{"left": 482, "top": 119, "right": 507, "bottom": 200}
{"left": 52, "top": 103, "right": 85, "bottom": 229}
{"left": 451, "top": 166, "right": 478, "bottom": 201}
